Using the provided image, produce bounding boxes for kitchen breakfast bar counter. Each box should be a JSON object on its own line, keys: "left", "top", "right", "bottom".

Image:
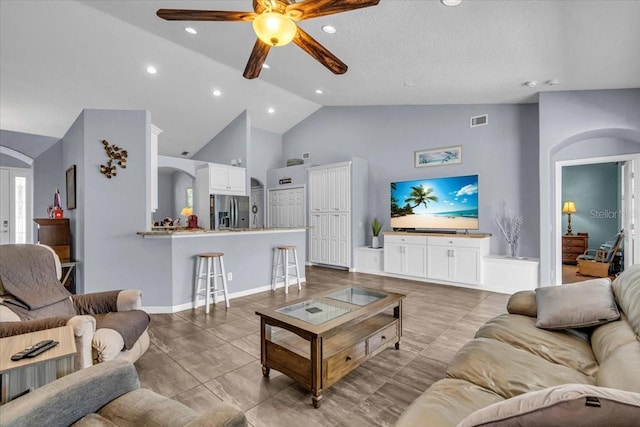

{"left": 137, "top": 228, "right": 306, "bottom": 313}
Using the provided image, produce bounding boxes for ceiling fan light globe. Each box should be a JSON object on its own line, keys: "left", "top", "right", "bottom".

{"left": 253, "top": 12, "right": 296, "bottom": 46}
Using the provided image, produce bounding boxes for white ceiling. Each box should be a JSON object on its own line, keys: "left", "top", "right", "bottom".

{"left": 2, "top": 0, "right": 639, "bottom": 158}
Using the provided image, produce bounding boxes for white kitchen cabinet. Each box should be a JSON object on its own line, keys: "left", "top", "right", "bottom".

{"left": 268, "top": 187, "right": 305, "bottom": 228}
{"left": 426, "top": 236, "right": 490, "bottom": 285}
{"left": 209, "top": 164, "right": 246, "bottom": 195}
{"left": 309, "top": 168, "right": 327, "bottom": 212}
{"left": 384, "top": 235, "right": 427, "bottom": 277}
{"left": 310, "top": 213, "right": 328, "bottom": 264}
{"left": 195, "top": 163, "right": 247, "bottom": 229}
{"left": 308, "top": 159, "right": 368, "bottom": 269}
{"left": 355, "top": 247, "right": 384, "bottom": 274}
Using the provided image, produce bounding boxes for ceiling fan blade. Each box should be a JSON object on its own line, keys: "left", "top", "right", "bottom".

{"left": 286, "top": 0, "right": 379, "bottom": 20}
{"left": 156, "top": 9, "right": 256, "bottom": 22}
{"left": 243, "top": 39, "right": 271, "bottom": 79}
{"left": 293, "top": 27, "right": 347, "bottom": 75}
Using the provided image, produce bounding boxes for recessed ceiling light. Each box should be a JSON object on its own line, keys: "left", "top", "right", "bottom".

{"left": 545, "top": 79, "right": 560, "bottom": 86}
{"left": 315, "top": 89, "right": 323, "bottom": 94}
{"left": 441, "top": 0, "right": 462, "bottom": 6}
{"left": 184, "top": 27, "right": 197, "bottom": 35}
{"left": 321, "top": 25, "right": 336, "bottom": 34}
{"left": 212, "top": 89, "right": 222, "bottom": 97}
{"left": 262, "top": 63, "right": 270, "bottom": 69}
{"left": 146, "top": 65, "right": 157, "bottom": 74}
{"left": 267, "top": 107, "right": 275, "bottom": 114}
{"left": 524, "top": 81, "right": 538, "bottom": 88}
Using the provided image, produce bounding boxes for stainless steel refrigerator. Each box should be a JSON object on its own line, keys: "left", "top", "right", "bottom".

{"left": 210, "top": 195, "right": 250, "bottom": 229}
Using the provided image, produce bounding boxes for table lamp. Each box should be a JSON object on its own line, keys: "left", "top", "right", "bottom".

{"left": 562, "top": 201, "right": 576, "bottom": 235}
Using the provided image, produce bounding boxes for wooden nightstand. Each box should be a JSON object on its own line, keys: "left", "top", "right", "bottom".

{"left": 562, "top": 234, "right": 588, "bottom": 265}
{"left": 0, "top": 326, "right": 76, "bottom": 404}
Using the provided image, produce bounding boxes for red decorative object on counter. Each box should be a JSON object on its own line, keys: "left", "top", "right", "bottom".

{"left": 187, "top": 215, "right": 199, "bottom": 229}
{"left": 53, "top": 209, "right": 64, "bottom": 219}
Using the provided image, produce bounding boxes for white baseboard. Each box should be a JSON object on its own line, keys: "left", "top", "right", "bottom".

{"left": 142, "top": 277, "right": 306, "bottom": 314}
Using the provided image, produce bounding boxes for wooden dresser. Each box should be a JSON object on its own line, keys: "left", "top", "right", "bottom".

{"left": 34, "top": 218, "right": 70, "bottom": 261}
{"left": 562, "top": 234, "right": 588, "bottom": 265}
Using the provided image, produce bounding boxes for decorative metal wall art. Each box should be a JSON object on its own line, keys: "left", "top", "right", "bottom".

{"left": 99, "top": 140, "right": 128, "bottom": 178}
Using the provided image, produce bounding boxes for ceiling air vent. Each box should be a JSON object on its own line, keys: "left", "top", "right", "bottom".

{"left": 470, "top": 114, "right": 488, "bottom": 127}
{"left": 181, "top": 151, "right": 189, "bottom": 156}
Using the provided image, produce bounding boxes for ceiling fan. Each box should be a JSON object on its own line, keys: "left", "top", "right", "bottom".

{"left": 157, "top": 0, "right": 380, "bottom": 79}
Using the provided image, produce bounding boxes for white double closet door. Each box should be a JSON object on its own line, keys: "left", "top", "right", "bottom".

{"left": 0, "top": 167, "right": 32, "bottom": 244}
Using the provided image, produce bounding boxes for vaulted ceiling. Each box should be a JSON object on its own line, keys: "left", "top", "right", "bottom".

{"left": 1, "top": 1, "right": 639, "bottom": 157}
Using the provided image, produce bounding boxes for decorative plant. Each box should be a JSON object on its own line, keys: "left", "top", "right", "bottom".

{"left": 493, "top": 207, "right": 523, "bottom": 257}
{"left": 372, "top": 218, "right": 383, "bottom": 237}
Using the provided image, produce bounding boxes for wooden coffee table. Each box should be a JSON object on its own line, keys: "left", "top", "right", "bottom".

{"left": 0, "top": 326, "right": 76, "bottom": 404}
{"left": 255, "top": 286, "right": 404, "bottom": 408}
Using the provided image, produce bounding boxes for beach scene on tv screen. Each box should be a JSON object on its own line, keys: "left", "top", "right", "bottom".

{"left": 391, "top": 175, "right": 479, "bottom": 230}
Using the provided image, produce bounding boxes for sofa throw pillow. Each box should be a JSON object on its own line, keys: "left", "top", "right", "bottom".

{"left": 535, "top": 278, "right": 620, "bottom": 330}
{"left": 457, "top": 384, "right": 640, "bottom": 427}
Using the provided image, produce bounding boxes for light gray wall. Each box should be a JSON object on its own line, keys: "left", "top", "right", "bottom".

{"left": 0, "top": 130, "right": 59, "bottom": 160}
{"left": 32, "top": 141, "right": 64, "bottom": 237}
{"left": 562, "top": 162, "right": 620, "bottom": 249}
{"left": 282, "top": 104, "right": 540, "bottom": 257}
{"left": 0, "top": 156, "right": 29, "bottom": 168}
{"left": 267, "top": 164, "right": 308, "bottom": 189}
{"left": 60, "top": 112, "right": 85, "bottom": 291}
{"left": 81, "top": 110, "right": 154, "bottom": 294}
{"left": 154, "top": 172, "right": 174, "bottom": 222}
{"left": 52, "top": 109, "right": 170, "bottom": 304}
{"left": 539, "top": 89, "right": 640, "bottom": 285}
{"left": 193, "top": 110, "right": 249, "bottom": 166}
{"left": 172, "top": 170, "right": 193, "bottom": 217}
{"left": 248, "top": 127, "right": 282, "bottom": 186}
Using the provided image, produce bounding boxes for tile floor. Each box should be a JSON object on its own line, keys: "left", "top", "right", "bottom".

{"left": 136, "top": 266, "right": 509, "bottom": 427}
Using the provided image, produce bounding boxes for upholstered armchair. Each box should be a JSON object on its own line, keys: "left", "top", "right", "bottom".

{"left": 0, "top": 244, "right": 149, "bottom": 369}
{"left": 577, "top": 229, "right": 625, "bottom": 278}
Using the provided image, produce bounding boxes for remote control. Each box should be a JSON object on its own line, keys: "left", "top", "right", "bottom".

{"left": 11, "top": 340, "right": 57, "bottom": 361}
{"left": 24, "top": 340, "right": 58, "bottom": 358}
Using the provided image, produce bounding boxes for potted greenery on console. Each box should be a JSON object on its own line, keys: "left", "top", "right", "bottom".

{"left": 372, "top": 218, "right": 383, "bottom": 249}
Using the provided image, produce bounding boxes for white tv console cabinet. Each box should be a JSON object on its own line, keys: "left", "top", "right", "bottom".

{"left": 384, "top": 232, "right": 490, "bottom": 286}
{"left": 354, "top": 232, "right": 539, "bottom": 294}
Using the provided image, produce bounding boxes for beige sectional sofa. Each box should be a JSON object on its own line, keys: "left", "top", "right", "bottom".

{"left": 396, "top": 264, "right": 640, "bottom": 426}
{"left": 1, "top": 360, "right": 246, "bottom": 427}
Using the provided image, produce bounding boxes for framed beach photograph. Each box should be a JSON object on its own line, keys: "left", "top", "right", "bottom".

{"left": 415, "top": 145, "right": 462, "bottom": 168}
{"left": 66, "top": 165, "right": 76, "bottom": 210}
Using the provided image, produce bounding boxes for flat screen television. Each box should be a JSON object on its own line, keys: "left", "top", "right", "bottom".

{"left": 390, "top": 174, "right": 479, "bottom": 231}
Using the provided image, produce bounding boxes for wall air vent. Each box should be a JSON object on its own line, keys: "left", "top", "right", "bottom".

{"left": 302, "top": 152, "right": 310, "bottom": 159}
{"left": 470, "top": 114, "right": 488, "bottom": 127}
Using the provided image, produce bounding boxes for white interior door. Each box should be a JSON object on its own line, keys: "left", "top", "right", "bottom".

{"left": 0, "top": 167, "right": 32, "bottom": 244}
{"left": 268, "top": 187, "right": 305, "bottom": 228}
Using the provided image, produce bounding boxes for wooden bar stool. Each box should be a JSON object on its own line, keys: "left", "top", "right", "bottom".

{"left": 193, "top": 252, "right": 230, "bottom": 313}
{"left": 271, "top": 245, "right": 301, "bottom": 294}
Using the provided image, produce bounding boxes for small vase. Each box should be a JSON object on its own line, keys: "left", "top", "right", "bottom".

{"left": 372, "top": 236, "right": 380, "bottom": 249}
{"left": 507, "top": 241, "right": 518, "bottom": 258}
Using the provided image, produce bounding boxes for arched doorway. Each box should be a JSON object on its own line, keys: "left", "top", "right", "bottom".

{"left": 551, "top": 130, "right": 640, "bottom": 284}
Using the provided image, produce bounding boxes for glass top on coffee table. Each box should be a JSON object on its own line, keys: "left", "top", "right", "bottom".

{"left": 325, "top": 287, "right": 387, "bottom": 306}
{"left": 275, "top": 299, "right": 353, "bottom": 325}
